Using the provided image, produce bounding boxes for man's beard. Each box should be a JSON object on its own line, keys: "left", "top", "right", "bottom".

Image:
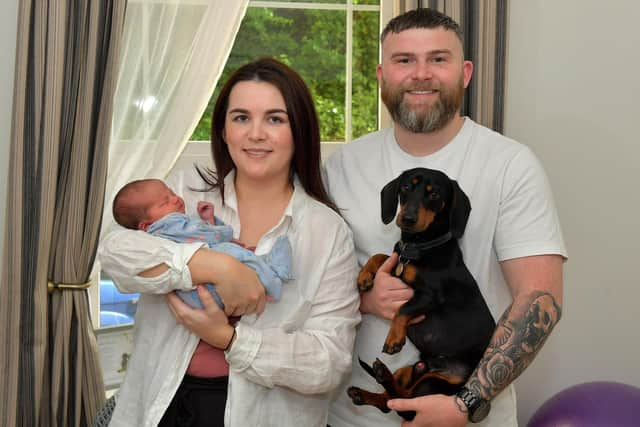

{"left": 381, "top": 76, "right": 464, "bottom": 133}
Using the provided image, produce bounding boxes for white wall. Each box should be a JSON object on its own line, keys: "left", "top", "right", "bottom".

{"left": 0, "top": 0, "right": 19, "bottom": 281}
{"left": 505, "top": 1, "right": 640, "bottom": 424}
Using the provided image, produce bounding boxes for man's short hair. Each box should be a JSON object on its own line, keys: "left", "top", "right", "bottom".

{"left": 380, "top": 8, "right": 464, "bottom": 46}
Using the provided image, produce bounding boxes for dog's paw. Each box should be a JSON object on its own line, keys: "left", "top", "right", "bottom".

{"left": 372, "top": 358, "right": 392, "bottom": 384}
{"left": 382, "top": 337, "right": 406, "bottom": 355}
{"left": 357, "top": 269, "right": 375, "bottom": 292}
{"left": 347, "top": 387, "right": 365, "bottom": 405}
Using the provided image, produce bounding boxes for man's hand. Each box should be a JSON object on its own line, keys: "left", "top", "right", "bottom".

{"left": 359, "top": 253, "right": 414, "bottom": 320}
{"left": 387, "top": 394, "right": 468, "bottom": 427}
{"left": 197, "top": 201, "right": 215, "bottom": 224}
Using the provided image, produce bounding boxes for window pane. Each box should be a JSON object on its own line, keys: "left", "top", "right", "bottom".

{"left": 191, "top": 7, "right": 347, "bottom": 142}
{"left": 352, "top": 10, "right": 379, "bottom": 138}
{"left": 99, "top": 272, "right": 139, "bottom": 328}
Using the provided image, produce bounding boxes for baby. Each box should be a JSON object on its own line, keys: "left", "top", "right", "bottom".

{"left": 112, "top": 178, "right": 293, "bottom": 309}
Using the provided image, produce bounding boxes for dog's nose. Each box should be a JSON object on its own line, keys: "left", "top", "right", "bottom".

{"left": 401, "top": 212, "right": 417, "bottom": 226}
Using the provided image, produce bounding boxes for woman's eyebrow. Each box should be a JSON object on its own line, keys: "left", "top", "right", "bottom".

{"left": 266, "top": 108, "right": 288, "bottom": 115}
{"left": 228, "top": 108, "right": 288, "bottom": 114}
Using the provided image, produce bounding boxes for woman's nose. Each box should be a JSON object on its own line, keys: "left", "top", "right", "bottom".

{"left": 248, "top": 122, "right": 266, "bottom": 141}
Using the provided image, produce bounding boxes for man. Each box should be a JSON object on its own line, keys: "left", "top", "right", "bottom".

{"left": 325, "top": 8, "right": 566, "bottom": 427}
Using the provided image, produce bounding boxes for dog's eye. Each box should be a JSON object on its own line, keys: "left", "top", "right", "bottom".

{"left": 400, "top": 184, "right": 410, "bottom": 193}
{"left": 429, "top": 192, "right": 439, "bottom": 200}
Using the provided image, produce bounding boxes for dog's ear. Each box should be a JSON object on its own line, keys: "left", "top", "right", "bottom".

{"left": 449, "top": 180, "right": 471, "bottom": 238}
{"left": 380, "top": 175, "right": 401, "bottom": 224}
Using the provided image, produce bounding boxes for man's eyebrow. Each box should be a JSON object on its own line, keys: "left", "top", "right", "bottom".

{"left": 428, "top": 49, "right": 453, "bottom": 56}
{"left": 390, "top": 49, "right": 453, "bottom": 57}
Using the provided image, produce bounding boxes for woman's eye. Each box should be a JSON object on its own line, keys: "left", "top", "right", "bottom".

{"left": 232, "top": 115, "right": 248, "bottom": 122}
{"left": 269, "top": 116, "right": 286, "bottom": 124}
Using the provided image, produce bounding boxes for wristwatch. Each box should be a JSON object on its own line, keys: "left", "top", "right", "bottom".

{"left": 456, "top": 386, "right": 491, "bottom": 423}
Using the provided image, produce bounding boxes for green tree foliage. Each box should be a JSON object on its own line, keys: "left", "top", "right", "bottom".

{"left": 190, "top": 6, "right": 379, "bottom": 142}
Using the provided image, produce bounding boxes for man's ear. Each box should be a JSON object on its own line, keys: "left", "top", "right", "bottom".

{"left": 462, "top": 60, "right": 473, "bottom": 88}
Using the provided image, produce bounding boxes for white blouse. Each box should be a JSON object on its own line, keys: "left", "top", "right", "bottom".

{"left": 99, "top": 170, "right": 361, "bottom": 427}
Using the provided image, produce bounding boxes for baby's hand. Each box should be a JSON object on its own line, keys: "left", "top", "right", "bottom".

{"left": 197, "top": 201, "right": 215, "bottom": 224}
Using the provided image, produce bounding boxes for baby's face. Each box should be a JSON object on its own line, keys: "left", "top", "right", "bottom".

{"left": 143, "top": 181, "right": 186, "bottom": 223}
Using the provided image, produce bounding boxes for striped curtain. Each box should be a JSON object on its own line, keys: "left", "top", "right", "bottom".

{"left": 0, "top": 1, "right": 126, "bottom": 426}
{"left": 392, "top": 0, "right": 508, "bottom": 132}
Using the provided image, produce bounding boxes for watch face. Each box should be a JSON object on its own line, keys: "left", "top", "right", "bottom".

{"left": 469, "top": 399, "right": 491, "bottom": 423}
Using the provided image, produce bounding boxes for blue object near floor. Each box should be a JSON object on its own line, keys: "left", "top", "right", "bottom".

{"left": 100, "top": 311, "right": 134, "bottom": 327}
{"left": 99, "top": 279, "right": 138, "bottom": 327}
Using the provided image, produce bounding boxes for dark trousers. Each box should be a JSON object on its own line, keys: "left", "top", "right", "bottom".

{"left": 158, "top": 375, "right": 228, "bottom": 427}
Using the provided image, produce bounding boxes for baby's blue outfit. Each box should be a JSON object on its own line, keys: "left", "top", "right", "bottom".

{"left": 147, "top": 212, "right": 293, "bottom": 309}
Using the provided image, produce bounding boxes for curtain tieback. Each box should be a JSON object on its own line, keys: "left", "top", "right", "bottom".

{"left": 47, "top": 280, "right": 92, "bottom": 293}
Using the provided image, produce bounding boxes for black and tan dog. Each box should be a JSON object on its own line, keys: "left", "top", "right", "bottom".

{"left": 347, "top": 167, "right": 495, "bottom": 420}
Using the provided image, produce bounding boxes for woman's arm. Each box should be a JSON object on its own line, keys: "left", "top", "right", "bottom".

{"left": 167, "top": 227, "right": 361, "bottom": 394}
{"left": 99, "top": 229, "right": 266, "bottom": 315}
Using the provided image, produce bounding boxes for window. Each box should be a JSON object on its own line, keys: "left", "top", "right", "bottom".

{"left": 95, "top": 0, "right": 391, "bottom": 330}
{"left": 190, "top": 0, "right": 382, "bottom": 143}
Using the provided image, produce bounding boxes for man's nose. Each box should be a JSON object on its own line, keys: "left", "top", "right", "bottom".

{"left": 413, "top": 61, "right": 434, "bottom": 80}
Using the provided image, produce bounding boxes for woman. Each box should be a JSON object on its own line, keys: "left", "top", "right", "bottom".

{"left": 99, "top": 58, "right": 361, "bottom": 427}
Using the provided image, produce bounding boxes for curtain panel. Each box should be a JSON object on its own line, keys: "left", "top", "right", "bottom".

{"left": 0, "top": 1, "right": 126, "bottom": 426}
{"left": 101, "top": 0, "right": 249, "bottom": 239}
{"left": 393, "top": 0, "right": 508, "bottom": 132}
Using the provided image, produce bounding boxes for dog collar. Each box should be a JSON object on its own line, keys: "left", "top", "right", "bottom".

{"left": 395, "top": 231, "right": 453, "bottom": 263}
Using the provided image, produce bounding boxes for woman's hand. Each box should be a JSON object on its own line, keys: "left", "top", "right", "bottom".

{"left": 166, "top": 285, "right": 237, "bottom": 350}
{"left": 187, "top": 249, "right": 266, "bottom": 316}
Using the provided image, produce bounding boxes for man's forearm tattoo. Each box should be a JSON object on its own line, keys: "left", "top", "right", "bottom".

{"left": 466, "top": 291, "right": 562, "bottom": 400}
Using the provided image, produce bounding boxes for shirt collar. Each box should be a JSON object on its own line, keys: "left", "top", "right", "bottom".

{"left": 222, "top": 169, "right": 302, "bottom": 233}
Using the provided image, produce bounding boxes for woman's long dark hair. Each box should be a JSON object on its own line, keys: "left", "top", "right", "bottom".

{"left": 196, "top": 57, "right": 337, "bottom": 212}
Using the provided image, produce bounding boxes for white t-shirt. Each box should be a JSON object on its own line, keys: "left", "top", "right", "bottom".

{"left": 99, "top": 170, "right": 361, "bottom": 427}
{"left": 324, "top": 118, "right": 567, "bottom": 427}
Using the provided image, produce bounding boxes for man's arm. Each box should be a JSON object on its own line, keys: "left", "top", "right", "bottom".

{"left": 465, "top": 254, "right": 563, "bottom": 401}
{"left": 388, "top": 254, "right": 563, "bottom": 426}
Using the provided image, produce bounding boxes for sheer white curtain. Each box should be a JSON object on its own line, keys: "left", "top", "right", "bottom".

{"left": 102, "top": 0, "right": 248, "bottom": 236}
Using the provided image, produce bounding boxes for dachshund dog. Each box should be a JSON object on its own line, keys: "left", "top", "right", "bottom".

{"left": 347, "top": 167, "right": 495, "bottom": 420}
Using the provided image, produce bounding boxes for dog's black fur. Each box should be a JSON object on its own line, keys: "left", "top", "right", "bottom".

{"left": 347, "top": 167, "right": 495, "bottom": 420}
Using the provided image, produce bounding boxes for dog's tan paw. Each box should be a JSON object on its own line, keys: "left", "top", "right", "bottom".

{"left": 357, "top": 269, "right": 375, "bottom": 292}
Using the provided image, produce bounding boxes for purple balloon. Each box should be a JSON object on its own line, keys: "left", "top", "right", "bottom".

{"left": 528, "top": 381, "right": 640, "bottom": 427}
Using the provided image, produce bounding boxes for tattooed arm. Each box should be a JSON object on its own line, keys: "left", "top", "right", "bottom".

{"left": 465, "top": 254, "right": 564, "bottom": 402}
{"left": 436, "top": 255, "right": 564, "bottom": 426}
{"left": 387, "top": 254, "right": 564, "bottom": 426}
